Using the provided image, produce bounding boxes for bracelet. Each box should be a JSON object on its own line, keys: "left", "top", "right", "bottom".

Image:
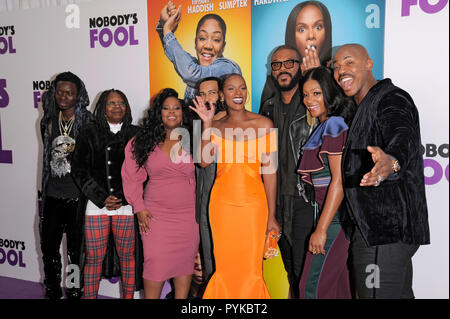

{"left": 392, "top": 159, "right": 401, "bottom": 173}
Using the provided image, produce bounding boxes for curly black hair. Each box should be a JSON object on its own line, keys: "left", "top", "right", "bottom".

{"left": 301, "top": 66, "right": 356, "bottom": 124}
{"left": 93, "top": 89, "right": 132, "bottom": 129}
{"left": 132, "top": 88, "right": 191, "bottom": 167}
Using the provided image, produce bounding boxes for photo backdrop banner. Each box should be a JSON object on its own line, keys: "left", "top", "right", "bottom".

{"left": 0, "top": 0, "right": 150, "bottom": 298}
{"left": 0, "top": 0, "right": 448, "bottom": 299}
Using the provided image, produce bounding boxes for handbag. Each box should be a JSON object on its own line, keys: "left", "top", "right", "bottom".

{"left": 263, "top": 230, "right": 280, "bottom": 259}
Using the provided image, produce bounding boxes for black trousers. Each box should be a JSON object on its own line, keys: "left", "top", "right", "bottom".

{"left": 40, "top": 196, "right": 82, "bottom": 299}
{"left": 350, "top": 227, "right": 419, "bottom": 299}
{"left": 278, "top": 196, "right": 315, "bottom": 298}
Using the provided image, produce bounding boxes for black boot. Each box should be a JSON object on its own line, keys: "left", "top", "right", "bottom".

{"left": 43, "top": 256, "right": 63, "bottom": 299}
{"left": 65, "top": 287, "right": 83, "bottom": 299}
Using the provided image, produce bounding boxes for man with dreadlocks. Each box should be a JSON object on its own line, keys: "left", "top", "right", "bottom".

{"left": 39, "top": 71, "right": 94, "bottom": 299}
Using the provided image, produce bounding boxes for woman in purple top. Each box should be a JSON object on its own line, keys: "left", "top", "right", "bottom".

{"left": 297, "top": 66, "right": 355, "bottom": 299}
{"left": 122, "top": 88, "right": 198, "bottom": 299}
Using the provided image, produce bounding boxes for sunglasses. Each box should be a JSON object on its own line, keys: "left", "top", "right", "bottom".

{"left": 271, "top": 59, "right": 300, "bottom": 71}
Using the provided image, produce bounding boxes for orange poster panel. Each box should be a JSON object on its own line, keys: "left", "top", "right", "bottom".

{"left": 147, "top": 0, "right": 251, "bottom": 107}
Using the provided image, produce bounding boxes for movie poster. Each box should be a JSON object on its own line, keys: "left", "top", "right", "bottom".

{"left": 147, "top": 0, "right": 252, "bottom": 106}
{"left": 252, "top": 0, "right": 386, "bottom": 111}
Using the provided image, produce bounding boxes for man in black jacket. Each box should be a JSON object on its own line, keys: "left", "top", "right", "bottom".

{"left": 332, "top": 44, "right": 430, "bottom": 298}
{"left": 259, "top": 45, "right": 316, "bottom": 298}
{"left": 39, "top": 72, "right": 94, "bottom": 299}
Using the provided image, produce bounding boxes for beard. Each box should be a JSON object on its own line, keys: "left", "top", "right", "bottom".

{"left": 271, "top": 70, "right": 301, "bottom": 92}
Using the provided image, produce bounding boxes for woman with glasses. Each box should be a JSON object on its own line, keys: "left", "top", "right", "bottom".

{"left": 72, "top": 89, "right": 141, "bottom": 299}
{"left": 259, "top": 45, "right": 317, "bottom": 299}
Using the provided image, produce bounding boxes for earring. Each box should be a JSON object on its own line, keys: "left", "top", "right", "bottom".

{"left": 306, "top": 110, "right": 317, "bottom": 127}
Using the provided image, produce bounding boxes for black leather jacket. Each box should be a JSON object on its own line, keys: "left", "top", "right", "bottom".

{"left": 260, "top": 94, "right": 315, "bottom": 200}
{"left": 259, "top": 91, "right": 316, "bottom": 244}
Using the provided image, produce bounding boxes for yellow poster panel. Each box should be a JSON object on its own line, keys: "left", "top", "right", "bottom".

{"left": 147, "top": 0, "right": 252, "bottom": 108}
{"left": 263, "top": 247, "right": 289, "bottom": 299}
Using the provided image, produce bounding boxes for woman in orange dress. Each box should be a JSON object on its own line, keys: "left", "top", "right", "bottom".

{"left": 190, "top": 73, "right": 281, "bottom": 299}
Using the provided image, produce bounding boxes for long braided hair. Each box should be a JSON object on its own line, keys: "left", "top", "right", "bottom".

{"left": 41, "top": 71, "right": 91, "bottom": 139}
{"left": 93, "top": 89, "right": 132, "bottom": 129}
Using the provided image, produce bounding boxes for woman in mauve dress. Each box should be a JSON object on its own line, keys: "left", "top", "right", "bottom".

{"left": 122, "top": 88, "right": 198, "bottom": 299}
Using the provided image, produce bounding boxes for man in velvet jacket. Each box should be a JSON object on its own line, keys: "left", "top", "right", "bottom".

{"left": 332, "top": 44, "right": 430, "bottom": 299}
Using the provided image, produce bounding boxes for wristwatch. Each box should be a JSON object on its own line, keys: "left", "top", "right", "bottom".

{"left": 392, "top": 159, "right": 401, "bottom": 173}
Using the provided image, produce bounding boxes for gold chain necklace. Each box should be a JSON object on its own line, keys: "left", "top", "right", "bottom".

{"left": 59, "top": 111, "right": 75, "bottom": 136}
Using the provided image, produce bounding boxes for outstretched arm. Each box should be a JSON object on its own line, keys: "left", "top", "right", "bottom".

{"left": 360, "top": 92, "right": 419, "bottom": 186}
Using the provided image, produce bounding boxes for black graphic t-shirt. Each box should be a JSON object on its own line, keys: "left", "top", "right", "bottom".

{"left": 46, "top": 116, "right": 79, "bottom": 199}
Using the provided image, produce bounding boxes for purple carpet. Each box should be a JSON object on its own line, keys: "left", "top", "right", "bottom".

{"left": 0, "top": 276, "right": 46, "bottom": 299}
{"left": 0, "top": 276, "right": 114, "bottom": 299}
{"left": 0, "top": 276, "right": 172, "bottom": 299}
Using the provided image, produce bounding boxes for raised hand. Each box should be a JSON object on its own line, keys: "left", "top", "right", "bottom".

{"left": 160, "top": 1, "right": 177, "bottom": 23}
{"left": 167, "top": 1, "right": 177, "bottom": 16}
{"left": 163, "top": 4, "right": 182, "bottom": 36}
{"left": 301, "top": 45, "right": 321, "bottom": 75}
{"left": 190, "top": 95, "right": 216, "bottom": 125}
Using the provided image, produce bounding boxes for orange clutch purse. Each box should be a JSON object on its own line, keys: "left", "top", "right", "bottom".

{"left": 263, "top": 230, "right": 280, "bottom": 259}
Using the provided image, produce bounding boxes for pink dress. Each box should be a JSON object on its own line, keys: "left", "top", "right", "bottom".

{"left": 121, "top": 140, "right": 199, "bottom": 282}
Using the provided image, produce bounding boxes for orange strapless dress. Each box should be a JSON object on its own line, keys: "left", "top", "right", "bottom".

{"left": 202, "top": 130, "right": 276, "bottom": 299}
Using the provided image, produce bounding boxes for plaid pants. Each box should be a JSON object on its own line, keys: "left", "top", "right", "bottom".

{"left": 83, "top": 215, "right": 135, "bottom": 299}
